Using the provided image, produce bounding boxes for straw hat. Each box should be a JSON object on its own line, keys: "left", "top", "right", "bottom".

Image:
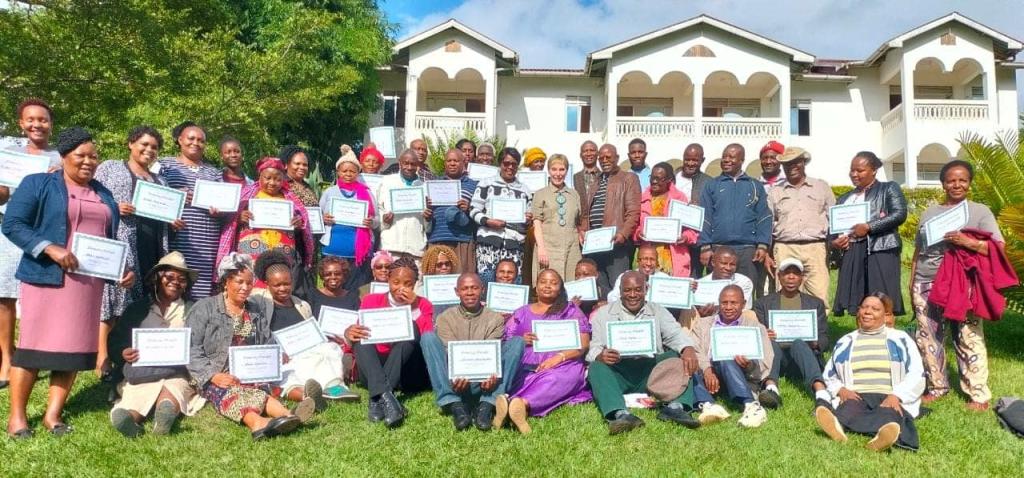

{"left": 144, "top": 251, "right": 198, "bottom": 285}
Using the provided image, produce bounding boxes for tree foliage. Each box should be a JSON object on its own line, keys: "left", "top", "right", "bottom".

{"left": 0, "top": 0, "right": 393, "bottom": 172}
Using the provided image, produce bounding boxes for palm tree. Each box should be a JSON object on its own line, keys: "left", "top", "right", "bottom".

{"left": 957, "top": 131, "right": 1024, "bottom": 309}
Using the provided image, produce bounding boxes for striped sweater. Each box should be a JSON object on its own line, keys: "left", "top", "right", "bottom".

{"left": 470, "top": 176, "right": 532, "bottom": 249}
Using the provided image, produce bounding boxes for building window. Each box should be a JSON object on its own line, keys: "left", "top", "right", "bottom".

{"left": 892, "top": 161, "right": 906, "bottom": 185}
{"left": 790, "top": 101, "right": 810, "bottom": 136}
{"left": 683, "top": 45, "right": 715, "bottom": 57}
{"left": 940, "top": 32, "right": 956, "bottom": 45}
{"left": 703, "top": 98, "right": 760, "bottom": 118}
{"left": 889, "top": 85, "right": 902, "bottom": 110}
{"left": 381, "top": 92, "right": 406, "bottom": 128}
{"left": 618, "top": 97, "right": 672, "bottom": 117}
{"left": 566, "top": 96, "right": 591, "bottom": 133}
{"left": 918, "top": 163, "right": 944, "bottom": 183}
{"left": 914, "top": 85, "right": 954, "bottom": 100}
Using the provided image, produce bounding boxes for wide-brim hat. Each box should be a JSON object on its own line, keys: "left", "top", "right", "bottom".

{"left": 646, "top": 357, "right": 690, "bottom": 402}
{"left": 778, "top": 147, "right": 810, "bottom": 164}
{"left": 144, "top": 251, "right": 198, "bottom": 285}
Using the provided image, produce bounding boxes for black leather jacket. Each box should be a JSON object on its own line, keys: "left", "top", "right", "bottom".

{"left": 833, "top": 181, "right": 907, "bottom": 252}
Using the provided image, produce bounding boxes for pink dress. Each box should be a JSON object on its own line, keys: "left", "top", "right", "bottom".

{"left": 17, "top": 183, "right": 112, "bottom": 371}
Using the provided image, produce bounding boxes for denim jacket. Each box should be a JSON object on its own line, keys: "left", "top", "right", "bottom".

{"left": 1, "top": 171, "right": 119, "bottom": 286}
{"left": 186, "top": 294, "right": 272, "bottom": 387}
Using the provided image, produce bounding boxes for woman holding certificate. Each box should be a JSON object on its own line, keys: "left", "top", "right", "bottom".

{"left": 216, "top": 157, "right": 314, "bottom": 278}
{"left": 530, "top": 154, "right": 582, "bottom": 285}
{"left": 0, "top": 98, "right": 62, "bottom": 390}
{"left": 320, "top": 152, "right": 376, "bottom": 288}
{"left": 634, "top": 162, "right": 699, "bottom": 278}
{"left": 279, "top": 145, "right": 319, "bottom": 207}
{"left": 187, "top": 253, "right": 315, "bottom": 440}
{"left": 470, "top": 148, "right": 532, "bottom": 284}
{"left": 3, "top": 127, "right": 129, "bottom": 438}
{"left": 159, "top": 121, "right": 225, "bottom": 299}
{"left": 107, "top": 252, "right": 199, "bottom": 438}
{"left": 503, "top": 269, "right": 592, "bottom": 434}
{"left": 93, "top": 126, "right": 183, "bottom": 377}
{"left": 831, "top": 152, "right": 907, "bottom": 316}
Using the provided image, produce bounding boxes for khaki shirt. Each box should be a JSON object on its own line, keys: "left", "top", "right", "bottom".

{"left": 767, "top": 177, "right": 835, "bottom": 242}
{"left": 434, "top": 306, "right": 506, "bottom": 346}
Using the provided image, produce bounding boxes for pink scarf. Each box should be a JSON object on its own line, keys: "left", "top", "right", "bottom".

{"left": 337, "top": 178, "right": 376, "bottom": 265}
{"left": 215, "top": 181, "right": 315, "bottom": 277}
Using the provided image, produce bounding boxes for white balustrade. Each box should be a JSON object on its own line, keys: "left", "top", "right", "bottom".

{"left": 701, "top": 118, "right": 782, "bottom": 138}
{"left": 616, "top": 117, "right": 696, "bottom": 138}
{"left": 913, "top": 100, "right": 989, "bottom": 121}
{"left": 413, "top": 111, "right": 487, "bottom": 136}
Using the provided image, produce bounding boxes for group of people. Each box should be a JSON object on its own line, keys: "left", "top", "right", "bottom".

{"left": 0, "top": 97, "right": 1016, "bottom": 453}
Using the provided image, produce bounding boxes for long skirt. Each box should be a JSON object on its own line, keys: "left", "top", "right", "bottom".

{"left": 201, "top": 382, "right": 272, "bottom": 422}
{"left": 508, "top": 360, "right": 592, "bottom": 417}
{"left": 833, "top": 241, "right": 904, "bottom": 316}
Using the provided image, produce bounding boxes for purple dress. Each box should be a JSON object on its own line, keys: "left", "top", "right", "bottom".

{"left": 504, "top": 302, "right": 592, "bottom": 416}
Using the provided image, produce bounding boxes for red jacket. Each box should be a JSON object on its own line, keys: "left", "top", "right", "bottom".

{"left": 930, "top": 228, "right": 1019, "bottom": 321}
{"left": 359, "top": 293, "right": 434, "bottom": 354}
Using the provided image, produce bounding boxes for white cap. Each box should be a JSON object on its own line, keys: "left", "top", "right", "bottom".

{"left": 777, "top": 258, "right": 804, "bottom": 273}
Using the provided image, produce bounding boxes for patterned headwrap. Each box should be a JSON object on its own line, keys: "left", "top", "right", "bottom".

{"left": 216, "top": 252, "right": 254, "bottom": 281}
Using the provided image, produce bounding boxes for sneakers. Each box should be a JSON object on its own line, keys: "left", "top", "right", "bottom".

{"left": 492, "top": 395, "right": 509, "bottom": 429}
{"left": 657, "top": 406, "right": 700, "bottom": 429}
{"left": 607, "top": 412, "right": 645, "bottom": 435}
{"left": 290, "top": 397, "right": 316, "bottom": 424}
{"left": 110, "top": 408, "right": 143, "bottom": 438}
{"left": 446, "top": 402, "right": 472, "bottom": 431}
{"left": 758, "top": 389, "right": 782, "bottom": 410}
{"left": 303, "top": 379, "right": 327, "bottom": 413}
{"left": 866, "top": 422, "right": 901, "bottom": 452}
{"left": 508, "top": 397, "right": 531, "bottom": 434}
{"left": 151, "top": 400, "right": 178, "bottom": 436}
{"left": 697, "top": 403, "right": 730, "bottom": 425}
{"left": 738, "top": 401, "right": 767, "bottom": 428}
{"left": 814, "top": 405, "right": 848, "bottom": 442}
{"left": 473, "top": 402, "right": 496, "bottom": 431}
{"left": 323, "top": 384, "right": 361, "bottom": 403}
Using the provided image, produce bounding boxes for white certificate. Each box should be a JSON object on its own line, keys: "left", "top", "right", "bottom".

{"left": 606, "top": 320, "right": 657, "bottom": 357}
{"left": 485, "top": 283, "right": 529, "bottom": 313}
{"left": 369, "top": 282, "right": 390, "bottom": 294}
{"left": 643, "top": 217, "right": 681, "bottom": 243}
{"left": 329, "top": 197, "right": 369, "bottom": 228}
{"left": 582, "top": 226, "right": 617, "bottom": 254}
{"left": 710, "top": 326, "right": 764, "bottom": 361}
{"left": 132, "top": 328, "right": 191, "bottom": 366}
{"left": 564, "top": 277, "right": 598, "bottom": 301}
{"left": 488, "top": 197, "right": 527, "bottom": 223}
{"left": 70, "top": 232, "right": 127, "bottom": 281}
{"left": 359, "top": 306, "right": 415, "bottom": 344}
{"left": 229, "top": 345, "right": 283, "bottom": 384}
{"left": 131, "top": 180, "right": 186, "bottom": 223}
{"left": 248, "top": 198, "right": 294, "bottom": 230}
{"left": 318, "top": 306, "right": 359, "bottom": 338}
{"left": 359, "top": 174, "right": 384, "bottom": 196}
{"left": 425, "top": 180, "right": 462, "bottom": 206}
{"left": 924, "top": 201, "right": 969, "bottom": 247}
{"left": 532, "top": 320, "right": 582, "bottom": 353}
{"left": 0, "top": 150, "right": 51, "bottom": 187}
{"left": 191, "top": 179, "right": 241, "bottom": 212}
{"left": 668, "top": 199, "right": 704, "bottom": 231}
{"left": 829, "top": 203, "right": 870, "bottom": 234}
{"left": 422, "top": 274, "right": 460, "bottom": 305}
{"left": 272, "top": 320, "right": 327, "bottom": 358}
{"left": 389, "top": 186, "right": 426, "bottom": 214}
{"left": 447, "top": 340, "right": 502, "bottom": 382}
{"left": 467, "top": 163, "right": 499, "bottom": 181}
{"left": 518, "top": 171, "right": 548, "bottom": 192}
{"left": 693, "top": 279, "right": 731, "bottom": 306}
{"left": 647, "top": 276, "right": 694, "bottom": 308}
{"left": 305, "top": 207, "right": 326, "bottom": 234}
{"left": 768, "top": 310, "right": 818, "bottom": 342}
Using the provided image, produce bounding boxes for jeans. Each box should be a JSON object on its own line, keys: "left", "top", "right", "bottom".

{"left": 420, "top": 333, "right": 525, "bottom": 407}
{"left": 693, "top": 360, "right": 756, "bottom": 406}
{"left": 768, "top": 339, "right": 824, "bottom": 392}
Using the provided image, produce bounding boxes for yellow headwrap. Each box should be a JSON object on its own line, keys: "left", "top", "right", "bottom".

{"left": 523, "top": 147, "right": 547, "bottom": 167}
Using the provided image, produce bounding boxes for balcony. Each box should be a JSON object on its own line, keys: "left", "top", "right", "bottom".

{"left": 617, "top": 117, "right": 695, "bottom": 138}
{"left": 913, "top": 99, "right": 989, "bottom": 121}
{"left": 413, "top": 111, "right": 486, "bottom": 138}
{"left": 701, "top": 118, "right": 782, "bottom": 139}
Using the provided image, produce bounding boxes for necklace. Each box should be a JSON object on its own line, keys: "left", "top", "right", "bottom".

{"left": 555, "top": 188, "right": 567, "bottom": 226}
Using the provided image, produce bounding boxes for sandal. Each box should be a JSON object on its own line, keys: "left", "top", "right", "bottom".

{"left": 47, "top": 422, "right": 73, "bottom": 436}
{"left": 0, "top": 379, "right": 9, "bottom": 390}
{"left": 9, "top": 428, "right": 33, "bottom": 440}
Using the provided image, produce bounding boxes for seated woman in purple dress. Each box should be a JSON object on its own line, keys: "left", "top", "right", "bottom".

{"left": 502, "top": 269, "right": 592, "bottom": 434}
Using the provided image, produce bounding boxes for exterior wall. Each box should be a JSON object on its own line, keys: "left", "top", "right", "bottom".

{"left": 996, "top": 67, "right": 1020, "bottom": 128}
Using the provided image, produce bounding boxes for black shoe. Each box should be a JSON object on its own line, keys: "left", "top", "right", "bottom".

{"left": 251, "top": 415, "right": 300, "bottom": 440}
{"left": 814, "top": 398, "right": 833, "bottom": 412}
{"left": 110, "top": 408, "right": 143, "bottom": 438}
{"left": 607, "top": 413, "right": 645, "bottom": 435}
{"left": 758, "top": 389, "right": 782, "bottom": 410}
{"left": 381, "top": 392, "right": 405, "bottom": 428}
{"left": 446, "top": 402, "right": 472, "bottom": 431}
{"left": 657, "top": 406, "right": 700, "bottom": 429}
{"left": 368, "top": 397, "right": 385, "bottom": 423}
{"left": 474, "top": 402, "right": 496, "bottom": 431}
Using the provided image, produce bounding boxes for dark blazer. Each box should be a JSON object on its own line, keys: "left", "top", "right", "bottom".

{"left": 2, "top": 170, "right": 119, "bottom": 286}
{"left": 752, "top": 291, "right": 829, "bottom": 351}
{"left": 678, "top": 171, "right": 712, "bottom": 206}
{"left": 832, "top": 181, "right": 907, "bottom": 253}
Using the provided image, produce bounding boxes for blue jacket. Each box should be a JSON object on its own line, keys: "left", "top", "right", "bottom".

{"left": 428, "top": 175, "right": 478, "bottom": 243}
{"left": 2, "top": 171, "right": 119, "bottom": 286}
{"left": 697, "top": 173, "right": 772, "bottom": 248}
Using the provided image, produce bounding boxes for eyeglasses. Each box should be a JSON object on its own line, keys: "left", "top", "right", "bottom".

{"left": 436, "top": 261, "right": 452, "bottom": 267}
{"left": 373, "top": 264, "right": 391, "bottom": 270}
{"left": 161, "top": 273, "right": 188, "bottom": 285}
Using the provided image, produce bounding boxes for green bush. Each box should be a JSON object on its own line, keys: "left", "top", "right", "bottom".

{"left": 423, "top": 129, "right": 510, "bottom": 176}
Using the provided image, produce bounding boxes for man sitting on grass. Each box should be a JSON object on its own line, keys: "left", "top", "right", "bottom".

{"left": 420, "top": 273, "right": 524, "bottom": 431}
{"left": 689, "top": 285, "right": 774, "bottom": 428}
{"left": 751, "top": 258, "right": 831, "bottom": 409}
{"left": 586, "top": 272, "right": 702, "bottom": 435}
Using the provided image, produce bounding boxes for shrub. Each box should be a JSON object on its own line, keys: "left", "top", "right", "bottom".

{"left": 422, "top": 129, "right": 510, "bottom": 176}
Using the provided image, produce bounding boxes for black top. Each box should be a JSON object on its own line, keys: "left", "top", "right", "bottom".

{"left": 308, "top": 288, "right": 360, "bottom": 318}
{"left": 271, "top": 303, "right": 307, "bottom": 331}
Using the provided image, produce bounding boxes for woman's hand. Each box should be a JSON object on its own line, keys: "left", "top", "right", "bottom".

{"left": 535, "top": 353, "right": 564, "bottom": 372}
{"left": 118, "top": 202, "right": 136, "bottom": 217}
{"left": 851, "top": 223, "right": 870, "bottom": 239}
{"left": 118, "top": 270, "right": 135, "bottom": 289}
{"left": 323, "top": 213, "right": 335, "bottom": 226}
{"left": 211, "top": 373, "right": 240, "bottom": 388}
{"left": 485, "top": 218, "right": 506, "bottom": 229}
{"left": 0, "top": 185, "right": 10, "bottom": 205}
{"left": 523, "top": 332, "right": 537, "bottom": 347}
{"left": 880, "top": 394, "right": 903, "bottom": 415}
{"left": 570, "top": 295, "right": 582, "bottom": 306}
{"left": 457, "top": 199, "right": 470, "bottom": 212}
{"left": 831, "top": 235, "right": 850, "bottom": 251}
{"left": 344, "top": 324, "right": 370, "bottom": 343}
{"left": 362, "top": 217, "right": 373, "bottom": 228}
{"left": 170, "top": 219, "right": 187, "bottom": 231}
{"left": 290, "top": 215, "right": 303, "bottom": 230}
{"left": 422, "top": 208, "right": 433, "bottom": 221}
{"left": 122, "top": 348, "right": 139, "bottom": 363}
{"left": 837, "top": 387, "right": 861, "bottom": 403}
{"left": 675, "top": 231, "right": 691, "bottom": 245}
{"left": 766, "top": 329, "right": 778, "bottom": 341}
{"left": 44, "top": 245, "right": 78, "bottom": 271}
{"left": 537, "top": 249, "right": 549, "bottom": 269}
{"left": 525, "top": 212, "right": 534, "bottom": 223}
{"left": 382, "top": 212, "right": 394, "bottom": 226}
{"left": 239, "top": 210, "right": 253, "bottom": 226}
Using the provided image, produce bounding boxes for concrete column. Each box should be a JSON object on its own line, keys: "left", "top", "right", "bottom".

{"left": 484, "top": 76, "right": 497, "bottom": 137}
{"left": 404, "top": 71, "right": 419, "bottom": 144}
{"left": 900, "top": 63, "right": 917, "bottom": 187}
{"left": 692, "top": 80, "right": 704, "bottom": 141}
{"left": 607, "top": 71, "right": 618, "bottom": 145}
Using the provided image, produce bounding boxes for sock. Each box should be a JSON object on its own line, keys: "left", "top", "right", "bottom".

{"left": 815, "top": 390, "right": 831, "bottom": 402}
{"left": 665, "top": 402, "right": 684, "bottom": 410}
{"left": 765, "top": 383, "right": 779, "bottom": 394}
{"left": 613, "top": 409, "right": 630, "bottom": 419}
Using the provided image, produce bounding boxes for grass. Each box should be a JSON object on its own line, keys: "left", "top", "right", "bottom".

{"left": 1, "top": 264, "right": 1023, "bottom": 477}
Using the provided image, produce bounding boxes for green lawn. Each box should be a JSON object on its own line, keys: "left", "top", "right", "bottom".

{"left": 2, "top": 270, "right": 1023, "bottom": 476}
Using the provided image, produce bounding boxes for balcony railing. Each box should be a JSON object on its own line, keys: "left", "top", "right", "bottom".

{"left": 701, "top": 118, "right": 782, "bottom": 139}
{"left": 913, "top": 100, "right": 989, "bottom": 121}
{"left": 881, "top": 104, "right": 904, "bottom": 132}
{"left": 413, "top": 111, "right": 486, "bottom": 136}
{"left": 617, "top": 117, "right": 695, "bottom": 138}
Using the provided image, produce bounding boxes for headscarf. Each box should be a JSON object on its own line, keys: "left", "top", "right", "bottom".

{"left": 216, "top": 252, "right": 254, "bottom": 281}
{"left": 359, "top": 146, "right": 383, "bottom": 166}
{"left": 334, "top": 148, "right": 377, "bottom": 265}
{"left": 256, "top": 157, "right": 289, "bottom": 191}
{"left": 760, "top": 140, "right": 785, "bottom": 156}
{"left": 524, "top": 147, "right": 546, "bottom": 168}
{"left": 370, "top": 250, "right": 394, "bottom": 269}
{"left": 56, "top": 127, "right": 93, "bottom": 156}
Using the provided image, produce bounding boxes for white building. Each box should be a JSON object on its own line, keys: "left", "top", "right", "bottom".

{"left": 376, "top": 12, "right": 1022, "bottom": 187}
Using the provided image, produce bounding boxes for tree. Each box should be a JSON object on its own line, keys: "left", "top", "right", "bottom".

{"left": 0, "top": 0, "right": 392, "bottom": 172}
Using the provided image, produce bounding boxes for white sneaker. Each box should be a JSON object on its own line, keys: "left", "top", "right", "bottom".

{"left": 697, "top": 403, "right": 730, "bottom": 425}
{"left": 738, "top": 401, "right": 767, "bottom": 428}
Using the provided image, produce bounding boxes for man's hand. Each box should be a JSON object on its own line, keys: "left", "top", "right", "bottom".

{"left": 831, "top": 235, "right": 850, "bottom": 251}
{"left": 680, "top": 347, "right": 699, "bottom": 374}
{"left": 485, "top": 218, "right": 506, "bottom": 229}
{"left": 703, "top": 367, "right": 720, "bottom": 394}
{"left": 382, "top": 212, "right": 394, "bottom": 226}
{"left": 170, "top": 219, "right": 187, "bottom": 231}
{"left": 851, "top": 223, "right": 870, "bottom": 238}
{"left": 598, "top": 348, "right": 620, "bottom": 365}
{"left": 753, "top": 248, "right": 767, "bottom": 263}
{"left": 122, "top": 348, "right": 139, "bottom": 363}
{"left": 612, "top": 233, "right": 626, "bottom": 245}
{"left": 766, "top": 329, "right": 778, "bottom": 341}
{"left": 734, "top": 355, "right": 750, "bottom": 369}
{"left": 457, "top": 199, "right": 470, "bottom": 212}
{"left": 696, "top": 304, "right": 718, "bottom": 317}
{"left": 480, "top": 375, "right": 499, "bottom": 392}
{"left": 422, "top": 208, "right": 433, "bottom": 220}
{"left": 451, "top": 378, "right": 469, "bottom": 394}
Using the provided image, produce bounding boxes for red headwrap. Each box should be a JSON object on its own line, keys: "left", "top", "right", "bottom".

{"left": 256, "top": 157, "right": 289, "bottom": 190}
{"left": 359, "top": 146, "right": 383, "bottom": 164}
{"left": 760, "top": 141, "right": 785, "bottom": 156}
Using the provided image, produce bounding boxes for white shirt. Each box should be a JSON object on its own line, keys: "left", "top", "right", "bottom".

{"left": 607, "top": 270, "right": 668, "bottom": 304}
{"left": 699, "top": 272, "right": 754, "bottom": 307}
{"left": 674, "top": 172, "right": 694, "bottom": 198}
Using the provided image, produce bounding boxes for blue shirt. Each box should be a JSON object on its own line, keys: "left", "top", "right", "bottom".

{"left": 697, "top": 173, "right": 772, "bottom": 247}
{"left": 428, "top": 174, "right": 478, "bottom": 243}
{"left": 631, "top": 165, "right": 651, "bottom": 189}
